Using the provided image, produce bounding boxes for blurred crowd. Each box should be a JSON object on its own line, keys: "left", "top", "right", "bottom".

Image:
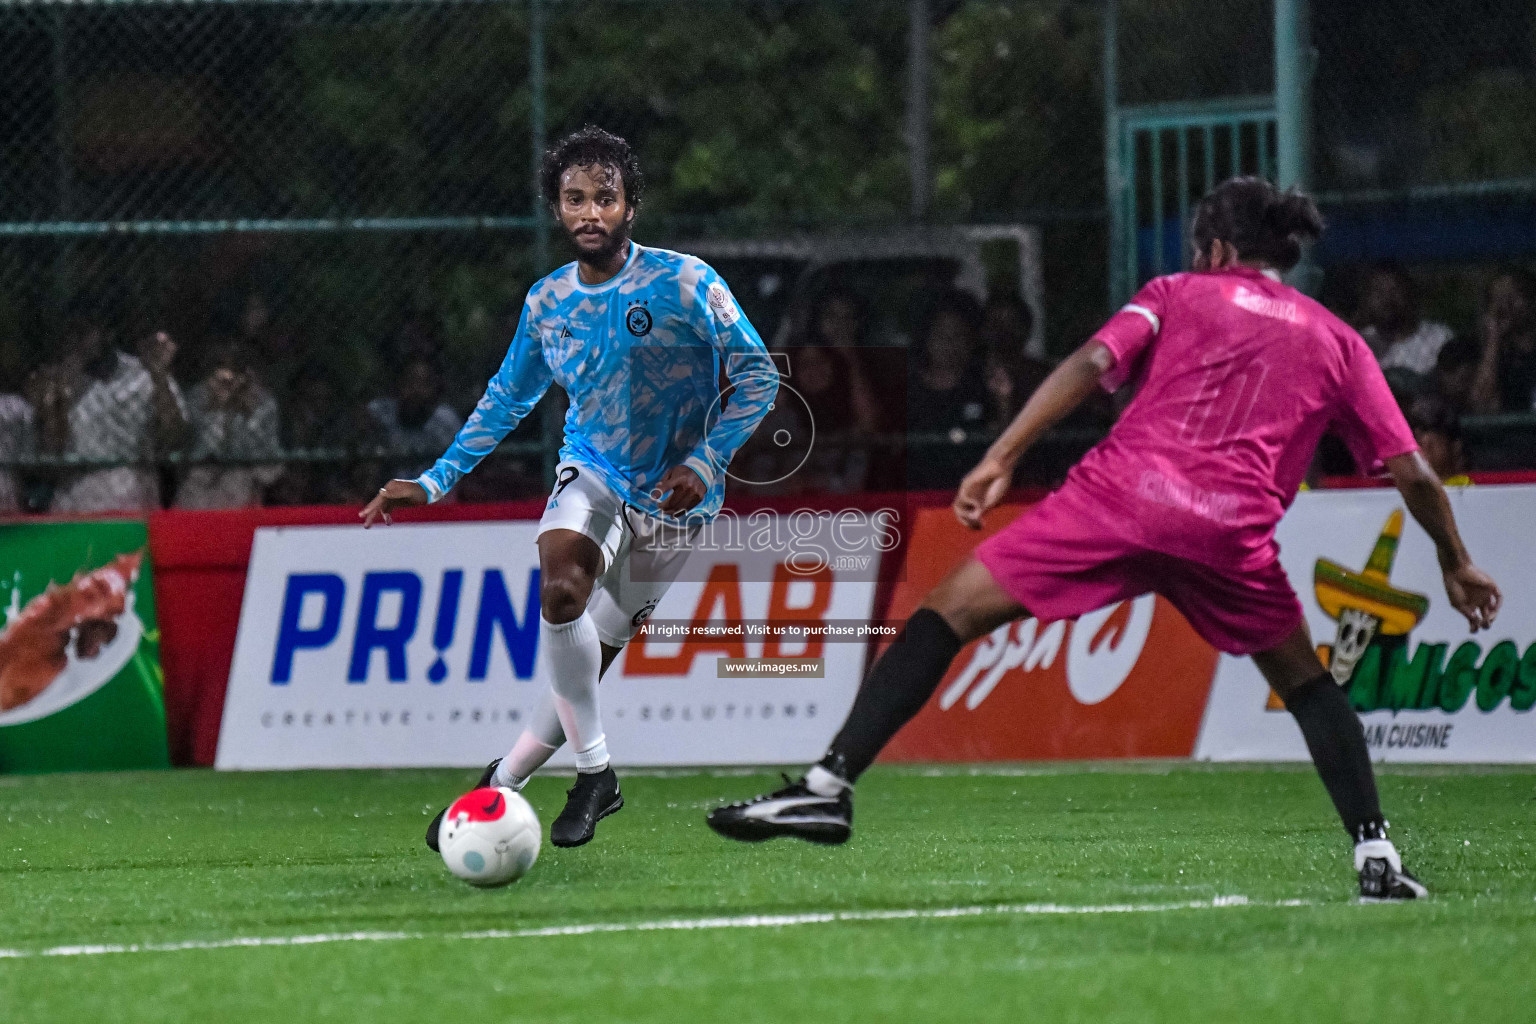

{"left": 0, "top": 290, "right": 544, "bottom": 516}
{"left": 0, "top": 262, "right": 1532, "bottom": 516}
{"left": 738, "top": 285, "right": 1109, "bottom": 496}
{"left": 745, "top": 259, "right": 1536, "bottom": 496}
{"left": 1346, "top": 262, "right": 1536, "bottom": 482}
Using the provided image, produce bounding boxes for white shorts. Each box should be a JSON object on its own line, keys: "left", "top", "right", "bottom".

{"left": 537, "top": 460, "right": 702, "bottom": 647}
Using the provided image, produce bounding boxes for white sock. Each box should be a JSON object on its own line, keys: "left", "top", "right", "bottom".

{"left": 490, "top": 765, "right": 531, "bottom": 791}
{"left": 492, "top": 725, "right": 560, "bottom": 790}
{"left": 542, "top": 612, "right": 608, "bottom": 772}
{"left": 572, "top": 736, "right": 610, "bottom": 774}
{"left": 805, "top": 764, "right": 850, "bottom": 797}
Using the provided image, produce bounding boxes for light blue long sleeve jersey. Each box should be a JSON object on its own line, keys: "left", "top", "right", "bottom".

{"left": 416, "top": 242, "right": 778, "bottom": 520}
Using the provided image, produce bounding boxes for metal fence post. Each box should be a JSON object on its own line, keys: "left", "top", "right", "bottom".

{"left": 530, "top": 0, "right": 549, "bottom": 276}
{"left": 1275, "top": 0, "right": 1319, "bottom": 294}
{"left": 51, "top": 5, "right": 75, "bottom": 303}
{"left": 907, "top": 0, "right": 931, "bottom": 220}
{"left": 529, "top": 0, "right": 560, "bottom": 484}
{"left": 1103, "top": 0, "right": 1124, "bottom": 310}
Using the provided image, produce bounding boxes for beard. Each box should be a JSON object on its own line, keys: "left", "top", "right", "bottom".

{"left": 569, "top": 222, "right": 630, "bottom": 267}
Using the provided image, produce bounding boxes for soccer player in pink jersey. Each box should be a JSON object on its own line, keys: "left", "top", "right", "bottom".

{"left": 708, "top": 177, "right": 1502, "bottom": 900}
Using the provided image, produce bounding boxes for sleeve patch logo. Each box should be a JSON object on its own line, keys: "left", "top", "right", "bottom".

{"left": 707, "top": 282, "right": 740, "bottom": 327}
{"left": 630, "top": 597, "right": 661, "bottom": 628}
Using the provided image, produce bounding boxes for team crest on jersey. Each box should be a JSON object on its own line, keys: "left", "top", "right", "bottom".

{"left": 707, "top": 282, "right": 740, "bottom": 327}
{"left": 626, "top": 302, "right": 653, "bottom": 337}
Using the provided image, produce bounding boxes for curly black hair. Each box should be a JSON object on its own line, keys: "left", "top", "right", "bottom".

{"left": 539, "top": 125, "right": 644, "bottom": 210}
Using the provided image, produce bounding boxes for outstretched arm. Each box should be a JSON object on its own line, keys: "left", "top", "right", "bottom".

{"left": 361, "top": 305, "right": 553, "bottom": 527}
{"left": 953, "top": 340, "right": 1113, "bottom": 529}
{"left": 1385, "top": 451, "right": 1501, "bottom": 630}
{"left": 140, "top": 331, "right": 192, "bottom": 454}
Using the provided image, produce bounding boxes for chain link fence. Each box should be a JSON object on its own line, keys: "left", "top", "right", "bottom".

{"left": 1311, "top": 0, "right": 1536, "bottom": 310}
{"left": 0, "top": 0, "right": 1533, "bottom": 516}
{"left": 0, "top": 0, "right": 552, "bottom": 513}
{"left": 1111, "top": 0, "right": 1536, "bottom": 471}
{"left": 1308, "top": 0, "right": 1536, "bottom": 467}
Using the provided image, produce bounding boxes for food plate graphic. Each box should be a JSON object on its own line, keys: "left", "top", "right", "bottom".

{"left": 0, "top": 552, "right": 146, "bottom": 726}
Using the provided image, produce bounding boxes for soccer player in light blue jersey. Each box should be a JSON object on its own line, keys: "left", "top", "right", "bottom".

{"left": 361, "top": 127, "right": 779, "bottom": 849}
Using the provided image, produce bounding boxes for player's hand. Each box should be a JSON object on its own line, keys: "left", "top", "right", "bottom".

{"left": 359, "top": 479, "right": 429, "bottom": 528}
{"left": 1443, "top": 561, "right": 1501, "bottom": 632}
{"left": 652, "top": 466, "right": 706, "bottom": 516}
{"left": 953, "top": 455, "right": 1012, "bottom": 530}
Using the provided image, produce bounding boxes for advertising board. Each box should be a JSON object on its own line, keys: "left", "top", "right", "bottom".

{"left": 0, "top": 521, "right": 169, "bottom": 772}
{"left": 881, "top": 506, "right": 1221, "bottom": 762}
{"left": 1196, "top": 486, "right": 1536, "bottom": 762}
{"left": 216, "top": 514, "right": 887, "bottom": 769}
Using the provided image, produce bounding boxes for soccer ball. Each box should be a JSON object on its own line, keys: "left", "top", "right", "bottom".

{"left": 437, "top": 786, "right": 541, "bottom": 887}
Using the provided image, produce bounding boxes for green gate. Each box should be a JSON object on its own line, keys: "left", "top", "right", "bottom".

{"left": 1103, "top": 0, "right": 1312, "bottom": 308}
{"left": 1109, "top": 96, "right": 1277, "bottom": 307}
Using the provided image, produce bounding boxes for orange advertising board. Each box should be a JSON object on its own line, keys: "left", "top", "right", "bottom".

{"left": 880, "top": 505, "right": 1221, "bottom": 762}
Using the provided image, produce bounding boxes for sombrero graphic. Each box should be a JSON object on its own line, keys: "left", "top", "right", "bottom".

{"left": 1313, "top": 510, "right": 1429, "bottom": 684}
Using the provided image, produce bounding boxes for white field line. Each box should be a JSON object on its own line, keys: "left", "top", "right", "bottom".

{"left": 0, "top": 896, "right": 1312, "bottom": 960}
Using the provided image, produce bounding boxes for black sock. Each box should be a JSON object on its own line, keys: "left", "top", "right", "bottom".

{"left": 1282, "top": 672, "right": 1386, "bottom": 841}
{"left": 819, "top": 608, "right": 964, "bottom": 784}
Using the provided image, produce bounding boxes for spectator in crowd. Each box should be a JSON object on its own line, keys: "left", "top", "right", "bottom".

{"left": 367, "top": 356, "right": 462, "bottom": 483}
{"left": 780, "top": 345, "right": 874, "bottom": 492}
{"left": 976, "top": 292, "right": 1105, "bottom": 485}
{"left": 452, "top": 451, "right": 545, "bottom": 504}
{"left": 1354, "top": 261, "right": 1453, "bottom": 389}
{"left": 282, "top": 361, "right": 356, "bottom": 453}
{"left": 908, "top": 290, "right": 987, "bottom": 433}
{"left": 1432, "top": 337, "right": 1482, "bottom": 413}
{"left": 174, "top": 340, "right": 282, "bottom": 509}
{"left": 267, "top": 359, "right": 373, "bottom": 506}
{"left": 805, "top": 288, "right": 885, "bottom": 422}
{"left": 28, "top": 302, "right": 189, "bottom": 512}
{"left": 0, "top": 370, "right": 35, "bottom": 515}
{"left": 216, "top": 282, "right": 303, "bottom": 398}
{"left": 390, "top": 310, "right": 445, "bottom": 366}
{"left": 1404, "top": 393, "right": 1470, "bottom": 485}
{"left": 907, "top": 290, "right": 988, "bottom": 489}
{"left": 979, "top": 293, "right": 1050, "bottom": 432}
{"left": 795, "top": 288, "right": 886, "bottom": 491}
{"left": 1470, "top": 266, "right": 1536, "bottom": 413}
{"left": 734, "top": 287, "right": 891, "bottom": 494}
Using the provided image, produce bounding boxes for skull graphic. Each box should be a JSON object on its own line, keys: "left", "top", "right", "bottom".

{"left": 1329, "top": 606, "right": 1381, "bottom": 685}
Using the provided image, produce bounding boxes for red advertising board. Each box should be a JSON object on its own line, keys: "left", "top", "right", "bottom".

{"left": 880, "top": 505, "right": 1221, "bottom": 762}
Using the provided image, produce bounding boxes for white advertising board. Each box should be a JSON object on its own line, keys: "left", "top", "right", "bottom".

{"left": 1196, "top": 485, "right": 1536, "bottom": 762}
{"left": 216, "top": 516, "right": 885, "bottom": 769}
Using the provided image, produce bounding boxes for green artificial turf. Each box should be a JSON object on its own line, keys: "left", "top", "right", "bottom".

{"left": 2, "top": 763, "right": 1534, "bottom": 1023}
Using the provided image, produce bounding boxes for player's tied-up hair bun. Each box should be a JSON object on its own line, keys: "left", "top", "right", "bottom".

{"left": 1191, "top": 176, "right": 1324, "bottom": 273}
